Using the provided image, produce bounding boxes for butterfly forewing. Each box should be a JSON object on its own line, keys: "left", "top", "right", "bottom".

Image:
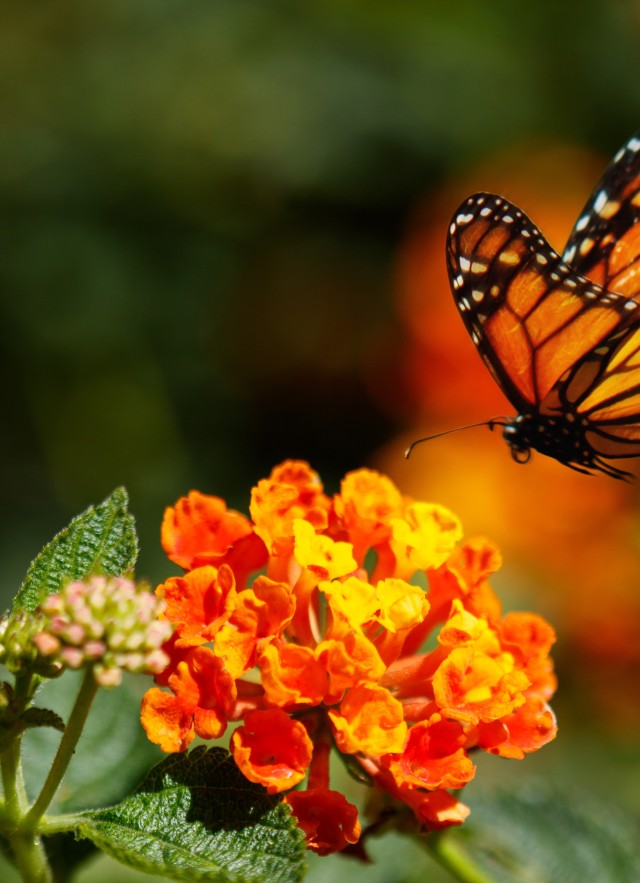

{"left": 446, "top": 132, "right": 640, "bottom": 478}
{"left": 447, "top": 194, "right": 639, "bottom": 413}
{"left": 563, "top": 132, "right": 640, "bottom": 298}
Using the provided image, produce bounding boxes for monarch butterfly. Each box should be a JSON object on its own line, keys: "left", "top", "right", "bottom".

{"left": 446, "top": 131, "right": 640, "bottom": 480}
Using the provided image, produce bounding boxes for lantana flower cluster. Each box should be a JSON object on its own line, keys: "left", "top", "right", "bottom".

{"left": 141, "top": 461, "right": 557, "bottom": 854}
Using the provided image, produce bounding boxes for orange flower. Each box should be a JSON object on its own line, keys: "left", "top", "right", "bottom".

{"left": 285, "top": 790, "right": 361, "bottom": 855}
{"left": 144, "top": 460, "right": 557, "bottom": 853}
{"left": 316, "top": 632, "right": 386, "bottom": 702}
{"left": 141, "top": 646, "right": 235, "bottom": 751}
{"left": 231, "top": 708, "right": 313, "bottom": 794}
{"left": 499, "top": 612, "right": 557, "bottom": 699}
{"left": 162, "top": 491, "right": 267, "bottom": 587}
{"left": 214, "top": 575, "right": 296, "bottom": 678}
{"left": 329, "top": 685, "right": 408, "bottom": 755}
{"left": 433, "top": 645, "right": 529, "bottom": 725}
{"left": 259, "top": 642, "right": 327, "bottom": 708}
{"left": 384, "top": 714, "right": 475, "bottom": 791}
{"left": 139, "top": 689, "right": 195, "bottom": 754}
{"left": 333, "top": 468, "right": 403, "bottom": 563}
{"left": 408, "top": 789, "right": 471, "bottom": 829}
{"left": 162, "top": 491, "right": 251, "bottom": 566}
{"left": 250, "top": 461, "right": 331, "bottom": 556}
{"left": 473, "top": 695, "right": 557, "bottom": 758}
{"left": 367, "top": 763, "right": 471, "bottom": 829}
{"left": 158, "top": 565, "right": 236, "bottom": 647}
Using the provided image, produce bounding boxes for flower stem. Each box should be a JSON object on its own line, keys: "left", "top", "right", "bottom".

{"left": 2, "top": 736, "right": 26, "bottom": 821}
{"left": 2, "top": 737, "right": 51, "bottom": 882}
{"left": 429, "top": 832, "right": 496, "bottom": 883}
{"left": 24, "top": 669, "right": 98, "bottom": 828}
{"left": 7, "top": 832, "right": 51, "bottom": 883}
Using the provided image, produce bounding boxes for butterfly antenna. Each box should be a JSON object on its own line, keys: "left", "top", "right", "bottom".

{"left": 404, "top": 419, "right": 510, "bottom": 459}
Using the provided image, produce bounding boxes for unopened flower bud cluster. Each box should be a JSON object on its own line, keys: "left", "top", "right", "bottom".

{"left": 33, "top": 576, "right": 173, "bottom": 687}
{"left": 0, "top": 610, "right": 62, "bottom": 678}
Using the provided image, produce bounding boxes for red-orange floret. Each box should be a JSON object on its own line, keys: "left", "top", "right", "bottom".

{"left": 231, "top": 708, "right": 313, "bottom": 794}
{"left": 259, "top": 642, "right": 327, "bottom": 708}
{"left": 384, "top": 714, "right": 475, "bottom": 790}
{"left": 285, "top": 789, "right": 361, "bottom": 855}
{"left": 161, "top": 492, "right": 260, "bottom": 569}
{"left": 369, "top": 763, "right": 471, "bottom": 830}
{"left": 158, "top": 564, "right": 236, "bottom": 647}
{"left": 474, "top": 694, "right": 557, "bottom": 758}
{"left": 499, "top": 612, "right": 557, "bottom": 699}
{"left": 140, "top": 689, "right": 196, "bottom": 754}
{"left": 215, "top": 576, "right": 296, "bottom": 677}
{"left": 141, "top": 646, "right": 235, "bottom": 751}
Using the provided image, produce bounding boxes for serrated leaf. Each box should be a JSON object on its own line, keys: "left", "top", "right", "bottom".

{"left": 78, "top": 746, "right": 306, "bottom": 883}
{"left": 14, "top": 488, "right": 138, "bottom": 612}
{"left": 21, "top": 706, "right": 65, "bottom": 733}
{"left": 22, "top": 672, "right": 156, "bottom": 813}
{"left": 452, "top": 783, "right": 640, "bottom": 882}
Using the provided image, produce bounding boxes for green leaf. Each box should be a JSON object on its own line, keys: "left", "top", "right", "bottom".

{"left": 78, "top": 746, "right": 306, "bottom": 883}
{"left": 22, "top": 672, "right": 157, "bottom": 813}
{"left": 452, "top": 783, "right": 640, "bottom": 882}
{"left": 14, "top": 487, "right": 138, "bottom": 612}
{"left": 21, "top": 706, "right": 65, "bottom": 733}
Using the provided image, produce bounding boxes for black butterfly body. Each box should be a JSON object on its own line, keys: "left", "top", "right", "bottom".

{"left": 447, "top": 133, "right": 640, "bottom": 479}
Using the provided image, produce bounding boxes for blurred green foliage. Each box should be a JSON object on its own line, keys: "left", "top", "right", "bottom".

{"left": 1, "top": 0, "right": 639, "bottom": 595}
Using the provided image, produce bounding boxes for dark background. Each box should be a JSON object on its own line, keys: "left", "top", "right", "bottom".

{"left": 3, "top": 1, "right": 639, "bottom": 585}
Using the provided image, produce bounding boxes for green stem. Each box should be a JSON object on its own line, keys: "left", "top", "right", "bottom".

{"left": 7, "top": 832, "right": 51, "bottom": 883}
{"left": 4, "top": 673, "right": 36, "bottom": 816}
{"left": 430, "top": 832, "right": 496, "bottom": 883}
{"left": 24, "top": 669, "right": 98, "bottom": 828}
{"left": 1, "top": 729, "right": 50, "bottom": 881}
{"left": 2, "top": 736, "right": 26, "bottom": 822}
{"left": 39, "top": 812, "right": 90, "bottom": 835}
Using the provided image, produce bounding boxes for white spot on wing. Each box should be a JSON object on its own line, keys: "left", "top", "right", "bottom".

{"left": 593, "top": 190, "right": 608, "bottom": 214}
{"left": 575, "top": 215, "right": 589, "bottom": 232}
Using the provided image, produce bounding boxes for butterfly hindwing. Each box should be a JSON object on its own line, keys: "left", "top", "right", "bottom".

{"left": 573, "top": 322, "right": 640, "bottom": 458}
